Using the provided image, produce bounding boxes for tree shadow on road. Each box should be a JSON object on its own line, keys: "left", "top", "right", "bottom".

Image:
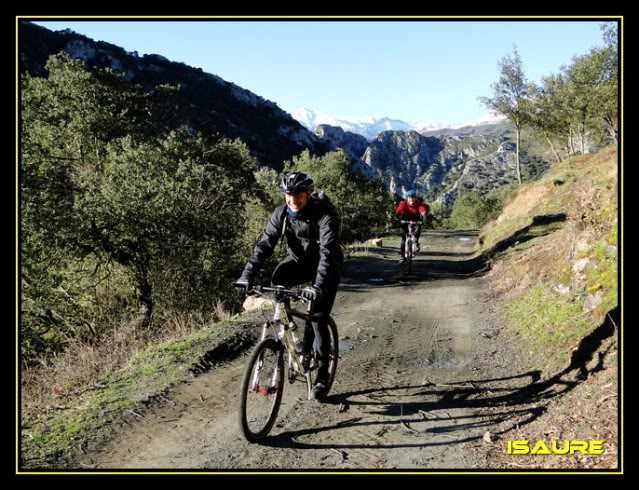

{"left": 261, "top": 305, "right": 618, "bottom": 452}
{"left": 341, "top": 213, "right": 569, "bottom": 287}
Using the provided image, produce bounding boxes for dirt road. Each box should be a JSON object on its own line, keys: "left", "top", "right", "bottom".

{"left": 75, "top": 231, "right": 545, "bottom": 470}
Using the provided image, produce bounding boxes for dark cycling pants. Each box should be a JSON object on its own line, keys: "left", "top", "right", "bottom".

{"left": 400, "top": 222, "right": 423, "bottom": 257}
{"left": 271, "top": 255, "right": 340, "bottom": 382}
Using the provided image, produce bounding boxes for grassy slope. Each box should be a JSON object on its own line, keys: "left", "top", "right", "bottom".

{"left": 478, "top": 145, "right": 619, "bottom": 469}
{"left": 481, "top": 145, "right": 618, "bottom": 359}
{"left": 21, "top": 318, "right": 255, "bottom": 466}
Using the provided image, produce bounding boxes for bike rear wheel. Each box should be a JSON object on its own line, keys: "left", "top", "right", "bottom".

{"left": 238, "top": 338, "right": 285, "bottom": 442}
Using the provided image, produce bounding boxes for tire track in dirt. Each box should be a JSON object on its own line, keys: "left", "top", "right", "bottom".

{"left": 343, "top": 318, "right": 444, "bottom": 469}
{"left": 275, "top": 280, "right": 472, "bottom": 469}
{"left": 73, "top": 231, "right": 518, "bottom": 470}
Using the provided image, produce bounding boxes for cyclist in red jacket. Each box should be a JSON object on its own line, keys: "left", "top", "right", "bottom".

{"left": 396, "top": 189, "right": 429, "bottom": 263}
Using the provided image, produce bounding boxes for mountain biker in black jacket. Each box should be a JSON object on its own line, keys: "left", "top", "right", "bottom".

{"left": 235, "top": 171, "right": 343, "bottom": 400}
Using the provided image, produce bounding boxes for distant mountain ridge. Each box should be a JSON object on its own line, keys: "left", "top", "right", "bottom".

{"left": 292, "top": 107, "right": 507, "bottom": 141}
{"left": 317, "top": 125, "right": 546, "bottom": 205}
{"left": 20, "top": 22, "right": 544, "bottom": 206}
{"left": 19, "top": 21, "right": 329, "bottom": 170}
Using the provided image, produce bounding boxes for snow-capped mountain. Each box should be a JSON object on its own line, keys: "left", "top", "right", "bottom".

{"left": 292, "top": 108, "right": 419, "bottom": 140}
{"left": 291, "top": 107, "right": 505, "bottom": 141}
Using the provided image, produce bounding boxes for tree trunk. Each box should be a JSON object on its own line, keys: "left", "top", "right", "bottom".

{"left": 515, "top": 127, "right": 522, "bottom": 184}
{"left": 568, "top": 129, "right": 576, "bottom": 156}
{"left": 579, "top": 123, "right": 588, "bottom": 155}
{"left": 134, "top": 266, "right": 153, "bottom": 330}
{"left": 545, "top": 134, "right": 562, "bottom": 163}
{"left": 609, "top": 127, "right": 618, "bottom": 145}
{"left": 605, "top": 116, "right": 618, "bottom": 145}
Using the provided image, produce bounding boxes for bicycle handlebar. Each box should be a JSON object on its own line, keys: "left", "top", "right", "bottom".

{"left": 252, "top": 285, "right": 301, "bottom": 296}
{"left": 247, "top": 284, "right": 313, "bottom": 303}
{"left": 233, "top": 283, "right": 316, "bottom": 314}
{"left": 250, "top": 285, "right": 316, "bottom": 312}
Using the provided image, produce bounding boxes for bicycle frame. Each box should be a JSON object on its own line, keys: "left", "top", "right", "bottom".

{"left": 250, "top": 286, "right": 316, "bottom": 398}
{"left": 400, "top": 220, "right": 421, "bottom": 274}
{"left": 238, "top": 284, "right": 339, "bottom": 441}
{"left": 403, "top": 222, "right": 420, "bottom": 259}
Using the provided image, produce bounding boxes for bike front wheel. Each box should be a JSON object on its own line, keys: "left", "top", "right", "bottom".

{"left": 406, "top": 237, "right": 413, "bottom": 273}
{"left": 239, "top": 338, "right": 285, "bottom": 442}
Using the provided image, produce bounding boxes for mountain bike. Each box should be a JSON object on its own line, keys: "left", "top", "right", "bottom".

{"left": 400, "top": 220, "right": 422, "bottom": 274}
{"left": 235, "top": 285, "right": 339, "bottom": 443}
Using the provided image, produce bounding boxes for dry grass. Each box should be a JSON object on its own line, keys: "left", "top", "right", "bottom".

{"left": 481, "top": 145, "right": 617, "bottom": 252}
{"left": 487, "top": 146, "right": 618, "bottom": 360}
{"left": 212, "top": 300, "right": 233, "bottom": 322}
{"left": 21, "top": 309, "right": 219, "bottom": 423}
{"left": 22, "top": 321, "right": 138, "bottom": 421}
{"left": 478, "top": 146, "right": 619, "bottom": 470}
{"left": 501, "top": 183, "right": 554, "bottom": 222}
{"left": 489, "top": 224, "right": 578, "bottom": 299}
{"left": 344, "top": 243, "right": 371, "bottom": 257}
{"left": 487, "top": 146, "right": 617, "bottom": 303}
{"left": 481, "top": 337, "right": 619, "bottom": 470}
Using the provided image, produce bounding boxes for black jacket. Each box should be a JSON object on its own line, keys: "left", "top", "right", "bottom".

{"left": 242, "top": 193, "right": 343, "bottom": 292}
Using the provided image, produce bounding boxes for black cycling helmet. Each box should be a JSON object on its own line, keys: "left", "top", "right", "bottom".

{"left": 280, "top": 171, "right": 314, "bottom": 193}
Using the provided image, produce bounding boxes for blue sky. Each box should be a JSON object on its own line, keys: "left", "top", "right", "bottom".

{"left": 31, "top": 19, "right": 611, "bottom": 125}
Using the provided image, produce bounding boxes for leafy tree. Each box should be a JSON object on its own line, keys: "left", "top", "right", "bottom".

{"left": 479, "top": 46, "right": 533, "bottom": 184}
{"left": 427, "top": 202, "right": 452, "bottom": 230}
{"left": 568, "top": 46, "right": 618, "bottom": 146}
{"left": 21, "top": 54, "right": 258, "bottom": 362}
{"left": 528, "top": 76, "right": 571, "bottom": 163}
{"left": 553, "top": 26, "right": 617, "bottom": 153}
{"left": 285, "top": 150, "right": 394, "bottom": 243}
{"left": 240, "top": 167, "right": 288, "bottom": 285}
{"left": 601, "top": 21, "right": 618, "bottom": 56}
{"left": 448, "top": 189, "right": 510, "bottom": 230}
